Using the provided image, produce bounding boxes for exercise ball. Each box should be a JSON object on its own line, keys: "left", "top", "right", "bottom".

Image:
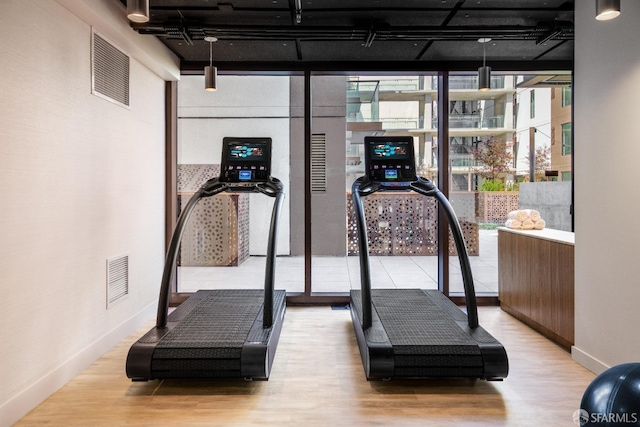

{"left": 578, "top": 363, "right": 640, "bottom": 426}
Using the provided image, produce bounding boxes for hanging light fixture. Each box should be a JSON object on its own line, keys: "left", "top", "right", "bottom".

{"left": 204, "top": 36, "right": 218, "bottom": 92}
{"left": 478, "top": 38, "right": 491, "bottom": 92}
{"left": 127, "top": 0, "right": 149, "bottom": 23}
{"left": 596, "top": 0, "right": 620, "bottom": 20}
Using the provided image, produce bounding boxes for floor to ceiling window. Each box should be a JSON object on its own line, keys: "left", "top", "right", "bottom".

{"left": 175, "top": 75, "right": 302, "bottom": 293}
{"left": 343, "top": 75, "right": 440, "bottom": 293}
{"left": 172, "top": 71, "right": 572, "bottom": 301}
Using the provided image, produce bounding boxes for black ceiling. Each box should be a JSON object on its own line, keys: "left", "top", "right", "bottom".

{"left": 124, "top": 0, "right": 575, "bottom": 72}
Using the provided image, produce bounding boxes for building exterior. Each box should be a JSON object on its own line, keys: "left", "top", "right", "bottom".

{"left": 347, "top": 75, "right": 517, "bottom": 191}
{"left": 551, "top": 86, "right": 573, "bottom": 181}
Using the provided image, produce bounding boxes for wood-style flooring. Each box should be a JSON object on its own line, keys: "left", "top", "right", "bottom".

{"left": 16, "top": 306, "right": 595, "bottom": 426}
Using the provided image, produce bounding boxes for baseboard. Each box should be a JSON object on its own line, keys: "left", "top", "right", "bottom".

{"left": 571, "top": 345, "right": 610, "bottom": 375}
{"left": 0, "top": 302, "right": 156, "bottom": 427}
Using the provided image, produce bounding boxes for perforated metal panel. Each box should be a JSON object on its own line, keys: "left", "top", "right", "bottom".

{"left": 177, "top": 164, "right": 250, "bottom": 266}
{"left": 347, "top": 192, "right": 478, "bottom": 256}
{"left": 92, "top": 30, "right": 130, "bottom": 108}
{"left": 476, "top": 191, "right": 519, "bottom": 224}
{"left": 177, "top": 164, "right": 221, "bottom": 192}
{"left": 180, "top": 193, "right": 250, "bottom": 266}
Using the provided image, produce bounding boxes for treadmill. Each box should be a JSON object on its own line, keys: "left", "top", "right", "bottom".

{"left": 350, "top": 136, "right": 508, "bottom": 381}
{"left": 126, "top": 137, "right": 286, "bottom": 381}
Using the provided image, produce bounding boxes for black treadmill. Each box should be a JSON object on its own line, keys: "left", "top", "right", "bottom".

{"left": 126, "top": 137, "right": 286, "bottom": 381}
{"left": 350, "top": 136, "right": 508, "bottom": 381}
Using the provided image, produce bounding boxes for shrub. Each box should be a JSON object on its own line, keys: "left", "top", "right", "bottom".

{"left": 479, "top": 179, "right": 505, "bottom": 191}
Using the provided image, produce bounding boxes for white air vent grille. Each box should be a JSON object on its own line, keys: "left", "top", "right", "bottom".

{"left": 107, "top": 255, "right": 129, "bottom": 308}
{"left": 92, "top": 31, "right": 130, "bottom": 107}
{"left": 311, "top": 133, "right": 327, "bottom": 192}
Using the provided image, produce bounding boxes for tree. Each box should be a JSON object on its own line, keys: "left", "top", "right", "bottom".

{"left": 524, "top": 145, "right": 551, "bottom": 181}
{"left": 472, "top": 135, "right": 514, "bottom": 181}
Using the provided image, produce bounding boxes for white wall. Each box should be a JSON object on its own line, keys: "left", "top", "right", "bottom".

{"left": 178, "top": 75, "right": 291, "bottom": 256}
{"left": 0, "top": 1, "right": 178, "bottom": 424}
{"left": 573, "top": 0, "right": 640, "bottom": 373}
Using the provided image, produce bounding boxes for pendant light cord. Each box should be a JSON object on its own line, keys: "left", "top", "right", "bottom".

{"left": 483, "top": 41, "right": 486, "bottom": 67}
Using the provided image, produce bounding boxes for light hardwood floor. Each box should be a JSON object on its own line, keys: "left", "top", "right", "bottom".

{"left": 17, "top": 306, "right": 595, "bottom": 426}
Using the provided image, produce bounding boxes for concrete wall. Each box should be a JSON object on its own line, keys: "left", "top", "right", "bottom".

{"left": 573, "top": 0, "right": 640, "bottom": 374}
{"left": 0, "top": 0, "right": 179, "bottom": 424}
{"left": 519, "top": 181, "right": 572, "bottom": 231}
{"left": 290, "top": 76, "right": 347, "bottom": 256}
{"left": 289, "top": 76, "right": 305, "bottom": 256}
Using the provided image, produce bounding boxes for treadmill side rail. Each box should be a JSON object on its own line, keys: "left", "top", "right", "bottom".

{"left": 241, "top": 292, "right": 287, "bottom": 380}
{"left": 479, "top": 342, "right": 510, "bottom": 380}
{"left": 126, "top": 341, "right": 157, "bottom": 381}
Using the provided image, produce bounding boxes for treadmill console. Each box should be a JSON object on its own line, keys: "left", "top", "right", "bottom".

{"left": 220, "top": 137, "right": 272, "bottom": 183}
{"left": 364, "top": 136, "right": 417, "bottom": 187}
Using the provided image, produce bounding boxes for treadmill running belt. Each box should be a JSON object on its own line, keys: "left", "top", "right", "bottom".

{"left": 158, "top": 290, "right": 263, "bottom": 349}
{"left": 352, "top": 289, "right": 493, "bottom": 378}
{"left": 150, "top": 289, "right": 272, "bottom": 378}
{"left": 371, "top": 289, "right": 481, "bottom": 353}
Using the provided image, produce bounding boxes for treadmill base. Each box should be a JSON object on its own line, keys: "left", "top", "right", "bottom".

{"left": 126, "top": 289, "right": 286, "bottom": 381}
{"left": 350, "top": 289, "right": 508, "bottom": 381}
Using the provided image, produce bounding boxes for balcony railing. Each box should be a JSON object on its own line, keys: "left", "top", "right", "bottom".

{"left": 381, "top": 118, "right": 420, "bottom": 130}
{"left": 347, "top": 80, "right": 379, "bottom": 98}
{"left": 451, "top": 157, "right": 483, "bottom": 167}
{"left": 432, "top": 115, "right": 505, "bottom": 129}
{"left": 349, "top": 77, "right": 428, "bottom": 94}
{"left": 377, "top": 78, "right": 422, "bottom": 91}
{"left": 432, "top": 76, "right": 506, "bottom": 91}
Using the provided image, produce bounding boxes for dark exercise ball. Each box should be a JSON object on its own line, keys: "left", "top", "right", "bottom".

{"left": 579, "top": 363, "right": 640, "bottom": 426}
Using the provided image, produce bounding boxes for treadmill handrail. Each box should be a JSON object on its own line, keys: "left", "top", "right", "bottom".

{"left": 156, "top": 176, "right": 283, "bottom": 329}
{"left": 261, "top": 178, "right": 284, "bottom": 328}
{"left": 352, "top": 175, "right": 479, "bottom": 330}
{"left": 410, "top": 178, "right": 479, "bottom": 329}
{"left": 351, "top": 178, "right": 373, "bottom": 328}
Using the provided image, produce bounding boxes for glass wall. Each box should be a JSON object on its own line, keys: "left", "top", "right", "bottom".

{"left": 172, "top": 71, "right": 572, "bottom": 299}
{"left": 175, "top": 75, "right": 303, "bottom": 293}
{"left": 343, "top": 75, "right": 439, "bottom": 292}
{"left": 446, "top": 74, "right": 517, "bottom": 295}
{"left": 446, "top": 73, "right": 573, "bottom": 295}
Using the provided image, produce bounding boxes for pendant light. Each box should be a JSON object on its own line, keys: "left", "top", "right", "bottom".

{"left": 596, "top": 0, "right": 620, "bottom": 20}
{"left": 204, "top": 36, "right": 218, "bottom": 92}
{"left": 478, "top": 38, "right": 491, "bottom": 92}
{"left": 127, "top": 0, "right": 149, "bottom": 23}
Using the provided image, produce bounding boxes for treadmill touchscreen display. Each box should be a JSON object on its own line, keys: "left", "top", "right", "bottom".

{"left": 221, "top": 137, "right": 272, "bottom": 182}
{"left": 364, "top": 136, "right": 417, "bottom": 184}
{"left": 229, "top": 144, "right": 267, "bottom": 161}
{"left": 371, "top": 143, "right": 409, "bottom": 160}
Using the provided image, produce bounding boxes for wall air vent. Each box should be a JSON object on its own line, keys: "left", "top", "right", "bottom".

{"left": 92, "top": 30, "right": 130, "bottom": 108}
{"left": 107, "top": 254, "right": 129, "bottom": 308}
{"left": 311, "top": 133, "right": 327, "bottom": 193}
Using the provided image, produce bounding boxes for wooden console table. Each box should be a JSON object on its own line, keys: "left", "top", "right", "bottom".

{"left": 498, "top": 227, "right": 574, "bottom": 350}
